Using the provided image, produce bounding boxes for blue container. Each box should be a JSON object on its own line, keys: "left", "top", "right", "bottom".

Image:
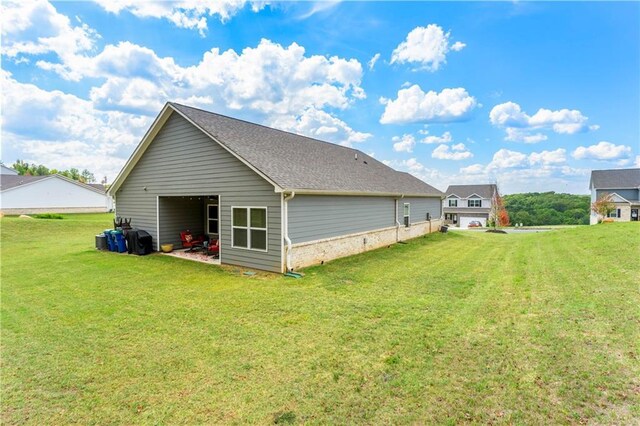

{"left": 104, "top": 230, "right": 116, "bottom": 251}
{"left": 114, "top": 231, "right": 127, "bottom": 253}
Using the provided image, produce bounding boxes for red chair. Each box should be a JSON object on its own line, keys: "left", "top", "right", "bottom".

{"left": 180, "top": 230, "right": 205, "bottom": 251}
{"left": 206, "top": 239, "right": 220, "bottom": 258}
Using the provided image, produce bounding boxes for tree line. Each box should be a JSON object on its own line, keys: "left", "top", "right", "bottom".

{"left": 503, "top": 192, "right": 590, "bottom": 226}
{"left": 9, "top": 160, "right": 102, "bottom": 184}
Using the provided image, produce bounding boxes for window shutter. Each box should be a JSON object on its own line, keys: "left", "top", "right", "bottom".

{"left": 617, "top": 209, "right": 621, "bottom": 218}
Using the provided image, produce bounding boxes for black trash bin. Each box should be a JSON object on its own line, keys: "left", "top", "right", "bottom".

{"left": 440, "top": 225, "right": 449, "bottom": 233}
{"left": 126, "top": 229, "right": 153, "bottom": 255}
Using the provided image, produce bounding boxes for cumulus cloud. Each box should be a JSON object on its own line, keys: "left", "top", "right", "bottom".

{"left": 392, "top": 134, "right": 416, "bottom": 153}
{"left": 571, "top": 141, "right": 633, "bottom": 161}
{"left": 420, "top": 130, "right": 453, "bottom": 144}
{"left": 432, "top": 143, "right": 473, "bottom": 160}
{"left": 93, "top": 0, "right": 264, "bottom": 35}
{"left": 390, "top": 24, "right": 465, "bottom": 71}
{"left": 380, "top": 85, "right": 477, "bottom": 124}
{"left": 268, "top": 107, "right": 371, "bottom": 147}
{"left": 505, "top": 128, "right": 548, "bottom": 144}
{"left": 488, "top": 148, "right": 528, "bottom": 169}
{"left": 489, "top": 101, "right": 596, "bottom": 141}
{"left": 368, "top": 53, "right": 381, "bottom": 70}
{"left": 1, "top": 70, "right": 151, "bottom": 180}
{"left": 528, "top": 148, "right": 567, "bottom": 165}
{"left": 459, "top": 163, "right": 485, "bottom": 174}
{"left": 1, "top": 0, "right": 99, "bottom": 61}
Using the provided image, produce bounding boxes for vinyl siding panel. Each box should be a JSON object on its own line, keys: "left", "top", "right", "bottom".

{"left": 115, "top": 112, "right": 282, "bottom": 272}
{"left": 288, "top": 195, "right": 395, "bottom": 244}
{"left": 596, "top": 189, "right": 639, "bottom": 201}
{"left": 397, "top": 197, "right": 442, "bottom": 224}
{"left": 288, "top": 195, "right": 442, "bottom": 244}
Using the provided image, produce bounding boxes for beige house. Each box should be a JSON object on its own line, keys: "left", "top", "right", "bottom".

{"left": 589, "top": 168, "right": 640, "bottom": 224}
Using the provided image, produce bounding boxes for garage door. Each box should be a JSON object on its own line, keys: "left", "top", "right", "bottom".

{"left": 459, "top": 216, "right": 486, "bottom": 228}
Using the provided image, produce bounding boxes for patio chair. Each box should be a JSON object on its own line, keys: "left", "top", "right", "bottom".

{"left": 206, "top": 239, "right": 220, "bottom": 258}
{"left": 179, "top": 230, "right": 205, "bottom": 252}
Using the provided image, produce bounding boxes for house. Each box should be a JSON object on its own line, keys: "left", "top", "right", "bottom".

{"left": 1, "top": 164, "right": 18, "bottom": 175}
{"left": 442, "top": 184, "right": 498, "bottom": 228}
{"left": 589, "top": 168, "right": 640, "bottom": 224}
{"left": 108, "top": 102, "right": 444, "bottom": 273}
{"left": 0, "top": 174, "right": 113, "bottom": 214}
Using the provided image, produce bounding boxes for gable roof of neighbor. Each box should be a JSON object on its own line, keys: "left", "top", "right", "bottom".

{"left": 445, "top": 184, "right": 497, "bottom": 199}
{"left": 0, "top": 174, "right": 107, "bottom": 194}
{"left": 1, "top": 164, "right": 18, "bottom": 175}
{"left": 590, "top": 168, "right": 640, "bottom": 189}
{"left": 110, "top": 102, "right": 443, "bottom": 197}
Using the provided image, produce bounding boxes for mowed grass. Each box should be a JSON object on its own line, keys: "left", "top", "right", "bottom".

{"left": 1, "top": 214, "right": 639, "bottom": 425}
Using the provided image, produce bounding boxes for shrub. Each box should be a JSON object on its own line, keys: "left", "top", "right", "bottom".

{"left": 33, "top": 213, "right": 64, "bottom": 220}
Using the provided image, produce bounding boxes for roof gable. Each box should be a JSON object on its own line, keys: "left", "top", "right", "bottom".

{"left": 445, "top": 184, "right": 497, "bottom": 199}
{"left": 1, "top": 174, "right": 106, "bottom": 194}
{"left": 110, "top": 103, "right": 443, "bottom": 198}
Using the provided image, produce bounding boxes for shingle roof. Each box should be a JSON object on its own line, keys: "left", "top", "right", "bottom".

{"left": 0, "top": 175, "right": 49, "bottom": 191}
{"left": 445, "top": 184, "right": 497, "bottom": 199}
{"left": 590, "top": 168, "right": 640, "bottom": 189}
{"left": 88, "top": 183, "right": 107, "bottom": 193}
{"left": 169, "top": 103, "right": 443, "bottom": 197}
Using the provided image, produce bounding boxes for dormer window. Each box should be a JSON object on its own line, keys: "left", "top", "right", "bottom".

{"left": 448, "top": 198, "right": 458, "bottom": 207}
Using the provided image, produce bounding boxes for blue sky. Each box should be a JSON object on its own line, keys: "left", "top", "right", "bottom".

{"left": 2, "top": 1, "right": 638, "bottom": 193}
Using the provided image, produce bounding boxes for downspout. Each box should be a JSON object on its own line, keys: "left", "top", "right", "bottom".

{"left": 395, "top": 194, "right": 404, "bottom": 242}
{"left": 283, "top": 192, "right": 295, "bottom": 272}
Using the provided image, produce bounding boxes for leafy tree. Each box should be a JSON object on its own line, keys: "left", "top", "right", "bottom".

{"left": 11, "top": 160, "right": 97, "bottom": 184}
{"left": 591, "top": 194, "right": 615, "bottom": 223}
{"left": 503, "top": 192, "right": 590, "bottom": 226}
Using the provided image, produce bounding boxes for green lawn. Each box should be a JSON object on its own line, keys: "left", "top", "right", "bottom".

{"left": 2, "top": 214, "right": 639, "bottom": 424}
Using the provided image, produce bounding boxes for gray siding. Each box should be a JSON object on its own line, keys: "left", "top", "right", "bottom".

{"left": 596, "top": 189, "right": 639, "bottom": 201}
{"left": 288, "top": 195, "right": 442, "bottom": 245}
{"left": 159, "top": 197, "right": 204, "bottom": 248}
{"left": 115, "top": 112, "right": 282, "bottom": 272}
{"left": 397, "top": 197, "right": 442, "bottom": 224}
{"left": 289, "top": 195, "right": 395, "bottom": 244}
{"left": 442, "top": 207, "right": 491, "bottom": 215}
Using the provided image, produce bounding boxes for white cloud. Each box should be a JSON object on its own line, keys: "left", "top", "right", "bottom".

{"left": 635, "top": 155, "right": 640, "bottom": 167}
{"left": 505, "top": 128, "right": 548, "bottom": 144}
{"left": 489, "top": 101, "right": 596, "bottom": 141}
{"left": 268, "top": 108, "right": 371, "bottom": 147}
{"left": 1, "top": 0, "right": 99, "bottom": 61}
{"left": 93, "top": 0, "right": 263, "bottom": 35}
{"left": 432, "top": 143, "right": 473, "bottom": 160}
{"left": 368, "top": 53, "right": 381, "bottom": 70}
{"left": 460, "top": 163, "right": 485, "bottom": 174}
{"left": 392, "top": 134, "right": 416, "bottom": 153}
{"left": 571, "top": 141, "right": 633, "bottom": 161}
{"left": 528, "top": 148, "right": 567, "bottom": 165}
{"left": 421, "top": 130, "right": 453, "bottom": 144}
{"left": 451, "top": 41, "right": 466, "bottom": 52}
{"left": 390, "top": 24, "right": 464, "bottom": 71}
{"left": 1, "top": 70, "right": 151, "bottom": 180}
{"left": 488, "top": 148, "right": 528, "bottom": 169}
{"left": 380, "top": 85, "right": 477, "bottom": 124}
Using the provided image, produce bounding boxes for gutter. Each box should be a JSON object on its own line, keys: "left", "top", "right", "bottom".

{"left": 279, "top": 188, "right": 442, "bottom": 198}
{"left": 395, "top": 194, "right": 404, "bottom": 242}
{"left": 283, "top": 192, "right": 295, "bottom": 272}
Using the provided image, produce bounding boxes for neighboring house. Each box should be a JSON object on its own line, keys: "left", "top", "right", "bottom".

{"left": 589, "top": 168, "right": 640, "bottom": 224}
{"left": 442, "top": 184, "right": 498, "bottom": 228}
{"left": 1, "top": 165, "right": 18, "bottom": 175}
{"left": 108, "top": 102, "right": 444, "bottom": 273}
{"left": 0, "top": 174, "right": 113, "bottom": 214}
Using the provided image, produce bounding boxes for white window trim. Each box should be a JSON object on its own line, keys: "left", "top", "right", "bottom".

{"left": 231, "top": 206, "right": 268, "bottom": 252}
{"left": 403, "top": 203, "right": 410, "bottom": 227}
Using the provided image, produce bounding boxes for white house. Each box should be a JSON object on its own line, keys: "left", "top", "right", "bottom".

{"left": 0, "top": 173, "right": 113, "bottom": 214}
{"left": 442, "top": 184, "right": 498, "bottom": 228}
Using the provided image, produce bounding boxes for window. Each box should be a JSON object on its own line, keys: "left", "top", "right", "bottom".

{"left": 207, "top": 204, "right": 219, "bottom": 234}
{"left": 448, "top": 198, "right": 458, "bottom": 207}
{"left": 445, "top": 213, "right": 458, "bottom": 223}
{"left": 232, "top": 207, "right": 267, "bottom": 251}
{"left": 607, "top": 209, "right": 620, "bottom": 218}
{"left": 468, "top": 199, "right": 481, "bottom": 208}
{"left": 403, "top": 203, "right": 410, "bottom": 227}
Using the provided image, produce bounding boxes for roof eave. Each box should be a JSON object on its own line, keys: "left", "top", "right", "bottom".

{"left": 281, "top": 188, "right": 443, "bottom": 198}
